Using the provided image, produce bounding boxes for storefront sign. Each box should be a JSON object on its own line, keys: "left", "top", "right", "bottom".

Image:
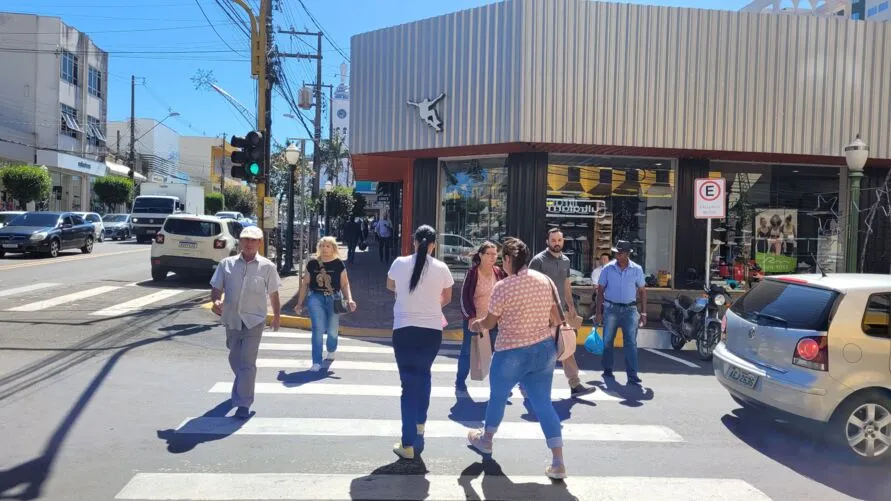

{"left": 546, "top": 198, "right": 606, "bottom": 218}
{"left": 694, "top": 178, "right": 726, "bottom": 219}
{"left": 406, "top": 93, "right": 445, "bottom": 132}
{"left": 36, "top": 150, "right": 107, "bottom": 176}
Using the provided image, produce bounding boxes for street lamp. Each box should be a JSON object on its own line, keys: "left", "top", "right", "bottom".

{"left": 322, "top": 180, "right": 332, "bottom": 237}
{"left": 283, "top": 142, "right": 301, "bottom": 274}
{"left": 844, "top": 133, "right": 869, "bottom": 273}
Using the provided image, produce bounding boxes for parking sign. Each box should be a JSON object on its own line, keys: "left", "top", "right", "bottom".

{"left": 694, "top": 178, "right": 726, "bottom": 219}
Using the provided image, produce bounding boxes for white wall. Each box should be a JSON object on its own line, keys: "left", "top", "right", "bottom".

{"left": 179, "top": 136, "right": 224, "bottom": 191}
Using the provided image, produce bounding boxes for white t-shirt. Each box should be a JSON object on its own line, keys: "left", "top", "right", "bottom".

{"left": 388, "top": 254, "right": 454, "bottom": 331}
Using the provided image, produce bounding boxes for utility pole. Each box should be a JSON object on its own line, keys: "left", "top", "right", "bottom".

{"left": 297, "top": 139, "right": 306, "bottom": 280}
{"left": 219, "top": 132, "right": 226, "bottom": 193}
{"left": 129, "top": 75, "right": 136, "bottom": 182}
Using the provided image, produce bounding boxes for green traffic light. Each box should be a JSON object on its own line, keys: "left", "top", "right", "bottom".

{"left": 248, "top": 163, "right": 260, "bottom": 175}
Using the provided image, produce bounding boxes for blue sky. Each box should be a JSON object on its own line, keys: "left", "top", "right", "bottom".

{"left": 8, "top": 0, "right": 748, "bottom": 154}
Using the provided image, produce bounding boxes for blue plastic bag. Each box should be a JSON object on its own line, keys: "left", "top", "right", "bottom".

{"left": 585, "top": 328, "right": 604, "bottom": 356}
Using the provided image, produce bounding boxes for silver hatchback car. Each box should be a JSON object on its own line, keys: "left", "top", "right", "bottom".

{"left": 714, "top": 274, "right": 891, "bottom": 462}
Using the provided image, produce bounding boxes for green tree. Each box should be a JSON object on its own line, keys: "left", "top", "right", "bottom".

{"left": 351, "top": 189, "right": 367, "bottom": 218}
{"left": 325, "top": 185, "right": 355, "bottom": 224}
{"left": 317, "top": 130, "right": 350, "bottom": 186}
{"left": 93, "top": 176, "right": 133, "bottom": 212}
{"left": 205, "top": 192, "right": 225, "bottom": 214}
{"left": 223, "top": 185, "right": 256, "bottom": 216}
{"left": 0, "top": 165, "right": 51, "bottom": 209}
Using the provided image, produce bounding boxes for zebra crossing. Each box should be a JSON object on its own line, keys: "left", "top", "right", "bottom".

{"left": 113, "top": 329, "right": 775, "bottom": 501}
{"left": 0, "top": 282, "right": 204, "bottom": 316}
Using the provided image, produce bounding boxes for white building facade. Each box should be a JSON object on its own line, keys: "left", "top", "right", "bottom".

{"left": 107, "top": 118, "right": 190, "bottom": 185}
{"left": 741, "top": 0, "right": 889, "bottom": 21}
{"left": 0, "top": 12, "right": 110, "bottom": 212}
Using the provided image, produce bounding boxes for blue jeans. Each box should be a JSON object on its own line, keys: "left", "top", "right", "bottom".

{"left": 484, "top": 338, "right": 563, "bottom": 449}
{"left": 307, "top": 292, "right": 340, "bottom": 365}
{"left": 601, "top": 303, "right": 640, "bottom": 377}
{"left": 455, "top": 319, "right": 498, "bottom": 389}
{"left": 393, "top": 326, "right": 442, "bottom": 448}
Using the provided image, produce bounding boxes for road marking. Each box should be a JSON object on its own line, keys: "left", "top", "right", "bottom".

{"left": 0, "top": 283, "right": 60, "bottom": 298}
{"left": 173, "top": 417, "right": 683, "bottom": 442}
{"left": 90, "top": 289, "right": 185, "bottom": 316}
{"left": 6, "top": 285, "right": 121, "bottom": 312}
{"left": 643, "top": 348, "right": 701, "bottom": 368}
{"left": 0, "top": 248, "right": 148, "bottom": 271}
{"left": 256, "top": 358, "right": 578, "bottom": 376}
{"left": 117, "top": 473, "right": 773, "bottom": 501}
{"left": 208, "top": 382, "right": 620, "bottom": 402}
{"left": 259, "top": 342, "right": 460, "bottom": 354}
{"left": 261, "top": 331, "right": 463, "bottom": 345}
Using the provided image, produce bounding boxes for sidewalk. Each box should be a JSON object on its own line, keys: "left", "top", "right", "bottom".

{"left": 272, "top": 241, "right": 675, "bottom": 348}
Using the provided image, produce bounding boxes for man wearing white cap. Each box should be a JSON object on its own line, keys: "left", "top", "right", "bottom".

{"left": 210, "top": 225, "right": 282, "bottom": 418}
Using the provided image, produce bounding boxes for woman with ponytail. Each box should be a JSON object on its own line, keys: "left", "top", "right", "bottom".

{"left": 386, "top": 224, "right": 454, "bottom": 460}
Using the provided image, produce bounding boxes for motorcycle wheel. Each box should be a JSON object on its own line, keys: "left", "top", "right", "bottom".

{"left": 696, "top": 323, "right": 721, "bottom": 361}
{"left": 670, "top": 334, "right": 686, "bottom": 351}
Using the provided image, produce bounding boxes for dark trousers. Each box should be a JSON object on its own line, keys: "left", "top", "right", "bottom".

{"left": 378, "top": 236, "right": 392, "bottom": 262}
{"left": 346, "top": 239, "right": 358, "bottom": 263}
{"left": 393, "top": 326, "right": 442, "bottom": 448}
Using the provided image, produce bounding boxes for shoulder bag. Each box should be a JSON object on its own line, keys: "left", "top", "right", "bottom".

{"left": 549, "top": 284, "right": 577, "bottom": 361}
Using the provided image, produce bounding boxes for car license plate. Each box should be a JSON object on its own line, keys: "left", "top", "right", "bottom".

{"left": 147, "top": 230, "right": 156, "bottom": 234}
{"left": 179, "top": 242, "right": 197, "bottom": 249}
{"left": 727, "top": 366, "right": 759, "bottom": 389}
{"left": 2, "top": 243, "right": 18, "bottom": 249}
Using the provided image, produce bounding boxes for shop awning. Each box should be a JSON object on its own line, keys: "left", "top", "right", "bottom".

{"left": 105, "top": 161, "right": 147, "bottom": 181}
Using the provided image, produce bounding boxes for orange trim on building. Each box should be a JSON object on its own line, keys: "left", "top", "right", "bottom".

{"left": 353, "top": 154, "right": 415, "bottom": 256}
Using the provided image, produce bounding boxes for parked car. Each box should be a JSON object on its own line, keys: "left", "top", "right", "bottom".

{"left": 0, "top": 211, "right": 25, "bottom": 228}
{"left": 0, "top": 212, "right": 95, "bottom": 258}
{"left": 74, "top": 212, "right": 105, "bottom": 242}
{"left": 102, "top": 213, "right": 133, "bottom": 241}
{"left": 150, "top": 214, "right": 242, "bottom": 281}
{"left": 714, "top": 274, "right": 891, "bottom": 462}
{"left": 216, "top": 211, "right": 256, "bottom": 227}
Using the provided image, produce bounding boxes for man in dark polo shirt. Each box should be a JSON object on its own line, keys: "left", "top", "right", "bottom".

{"left": 529, "top": 227, "right": 591, "bottom": 396}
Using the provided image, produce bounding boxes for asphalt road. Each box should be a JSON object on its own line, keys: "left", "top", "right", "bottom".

{"left": 0, "top": 243, "right": 888, "bottom": 500}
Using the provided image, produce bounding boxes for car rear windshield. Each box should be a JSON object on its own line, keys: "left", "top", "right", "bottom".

{"left": 103, "top": 215, "right": 128, "bottom": 223}
{"left": 133, "top": 197, "right": 175, "bottom": 214}
{"left": 731, "top": 279, "right": 839, "bottom": 331}
{"left": 163, "top": 219, "right": 221, "bottom": 237}
{"left": 9, "top": 213, "right": 60, "bottom": 227}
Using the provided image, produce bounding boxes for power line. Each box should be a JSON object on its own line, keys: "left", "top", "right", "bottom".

{"left": 294, "top": 0, "right": 349, "bottom": 63}
{"left": 194, "top": 0, "right": 247, "bottom": 56}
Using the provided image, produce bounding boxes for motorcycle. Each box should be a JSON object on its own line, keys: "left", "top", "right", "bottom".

{"left": 660, "top": 284, "right": 731, "bottom": 361}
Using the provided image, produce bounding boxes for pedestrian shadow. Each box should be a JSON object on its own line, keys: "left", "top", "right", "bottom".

{"left": 721, "top": 408, "right": 891, "bottom": 500}
{"left": 156, "top": 399, "right": 247, "bottom": 454}
{"left": 591, "top": 378, "right": 655, "bottom": 408}
{"left": 276, "top": 369, "right": 341, "bottom": 387}
{"left": 0, "top": 322, "right": 208, "bottom": 501}
{"left": 348, "top": 458, "right": 430, "bottom": 500}
{"left": 458, "top": 459, "right": 578, "bottom": 501}
{"left": 448, "top": 392, "right": 515, "bottom": 428}
{"left": 519, "top": 395, "right": 597, "bottom": 423}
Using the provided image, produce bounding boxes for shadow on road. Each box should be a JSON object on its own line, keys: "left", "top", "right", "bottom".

{"left": 457, "top": 459, "right": 578, "bottom": 501}
{"left": 721, "top": 407, "right": 891, "bottom": 501}
{"left": 591, "top": 377, "right": 655, "bottom": 408}
{"left": 156, "top": 398, "right": 247, "bottom": 454}
{"left": 276, "top": 368, "right": 341, "bottom": 387}
{"left": 349, "top": 458, "right": 430, "bottom": 501}
{"left": 0, "top": 323, "right": 210, "bottom": 500}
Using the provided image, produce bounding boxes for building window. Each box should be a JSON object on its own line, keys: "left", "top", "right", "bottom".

{"left": 88, "top": 67, "right": 102, "bottom": 98}
{"left": 438, "top": 157, "right": 508, "bottom": 278}
{"left": 61, "top": 51, "right": 78, "bottom": 86}
{"left": 60, "top": 104, "right": 83, "bottom": 138}
{"left": 86, "top": 116, "right": 105, "bottom": 146}
{"left": 880, "top": 2, "right": 889, "bottom": 12}
{"left": 867, "top": 5, "right": 878, "bottom": 16}
{"left": 547, "top": 155, "right": 676, "bottom": 287}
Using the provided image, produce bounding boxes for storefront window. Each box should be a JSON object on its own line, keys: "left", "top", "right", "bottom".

{"left": 708, "top": 163, "right": 842, "bottom": 289}
{"left": 438, "top": 157, "right": 507, "bottom": 278}
{"left": 547, "top": 155, "right": 676, "bottom": 287}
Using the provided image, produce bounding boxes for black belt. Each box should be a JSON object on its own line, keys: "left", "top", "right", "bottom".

{"left": 605, "top": 300, "right": 637, "bottom": 307}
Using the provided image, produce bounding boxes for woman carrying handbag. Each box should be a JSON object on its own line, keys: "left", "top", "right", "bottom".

{"left": 456, "top": 241, "right": 506, "bottom": 393}
{"left": 468, "top": 237, "right": 567, "bottom": 479}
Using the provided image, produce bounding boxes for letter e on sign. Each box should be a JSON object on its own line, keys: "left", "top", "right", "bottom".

{"left": 694, "top": 178, "right": 726, "bottom": 219}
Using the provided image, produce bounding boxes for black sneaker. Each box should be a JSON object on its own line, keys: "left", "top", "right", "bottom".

{"left": 602, "top": 370, "right": 615, "bottom": 379}
{"left": 571, "top": 383, "right": 594, "bottom": 396}
{"left": 628, "top": 375, "right": 643, "bottom": 385}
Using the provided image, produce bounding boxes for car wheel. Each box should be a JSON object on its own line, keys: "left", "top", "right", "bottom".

{"left": 81, "top": 236, "right": 94, "bottom": 254}
{"left": 46, "top": 238, "right": 60, "bottom": 258}
{"left": 98, "top": 230, "right": 104, "bottom": 242}
{"left": 0, "top": 250, "right": 5, "bottom": 258}
{"left": 151, "top": 267, "right": 167, "bottom": 282}
{"left": 831, "top": 391, "right": 891, "bottom": 463}
{"left": 125, "top": 230, "right": 131, "bottom": 240}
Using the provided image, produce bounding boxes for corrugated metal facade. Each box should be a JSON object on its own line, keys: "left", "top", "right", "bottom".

{"left": 350, "top": 0, "right": 891, "bottom": 159}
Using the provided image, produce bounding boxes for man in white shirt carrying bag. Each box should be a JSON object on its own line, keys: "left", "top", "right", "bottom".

{"left": 210, "top": 226, "right": 282, "bottom": 419}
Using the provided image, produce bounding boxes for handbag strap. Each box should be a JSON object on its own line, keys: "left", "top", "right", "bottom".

{"left": 549, "top": 282, "right": 567, "bottom": 325}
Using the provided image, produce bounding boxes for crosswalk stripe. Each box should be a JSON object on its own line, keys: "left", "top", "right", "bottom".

{"left": 259, "top": 342, "right": 460, "bottom": 354}
{"left": 0, "top": 282, "right": 60, "bottom": 298}
{"left": 173, "top": 417, "right": 682, "bottom": 442}
{"left": 256, "top": 358, "right": 579, "bottom": 376}
{"left": 90, "top": 289, "right": 185, "bottom": 316}
{"left": 5, "top": 285, "right": 120, "bottom": 312}
{"left": 116, "top": 473, "right": 772, "bottom": 501}
{"left": 208, "top": 382, "right": 620, "bottom": 401}
{"left": 262, "top": 331, "right": 463, "bottom": 345}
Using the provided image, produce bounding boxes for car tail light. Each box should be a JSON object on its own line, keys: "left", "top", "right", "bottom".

{"left": 155, "top": 234, "right": 165, "bottom": 244}
{"left": 793, "top": 336, "right": 828, "bottom": 371}
{"left": 214, "top": 239, "right": 226, "bottom": 249}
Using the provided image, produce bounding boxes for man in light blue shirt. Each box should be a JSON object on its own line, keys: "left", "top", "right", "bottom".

{"left": 594, "top": 240, "right": 648, "bottom": 385}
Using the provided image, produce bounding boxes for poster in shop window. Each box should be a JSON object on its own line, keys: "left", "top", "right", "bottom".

{"left": 754, "top": 209, "right": 798, "bottom": 274}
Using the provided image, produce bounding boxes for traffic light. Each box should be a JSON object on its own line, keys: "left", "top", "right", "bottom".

{"left": 230, "top": 131, "right": 264, "bottom": 182}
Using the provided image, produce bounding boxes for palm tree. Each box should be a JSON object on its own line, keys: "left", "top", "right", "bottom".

{"left": 319, "top": 130, "right": 350, "bottom": 186}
